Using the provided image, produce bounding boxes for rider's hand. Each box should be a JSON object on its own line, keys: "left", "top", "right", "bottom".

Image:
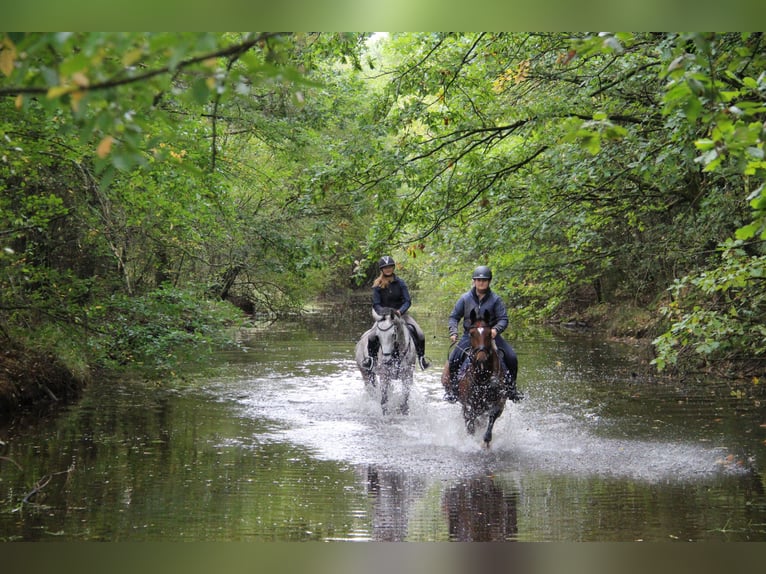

{"left": 450, "top": 334, "right": 457, "bottom": 344}
{"left": 491, "top": 328, "right": 498, "bottom": 339}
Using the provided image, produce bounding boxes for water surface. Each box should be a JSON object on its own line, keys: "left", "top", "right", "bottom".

{"left": 1, "top": 311, "right": 765, "bottom": 541}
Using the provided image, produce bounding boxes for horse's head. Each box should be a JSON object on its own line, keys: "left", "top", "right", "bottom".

{"left": 468, "top": 309, "right": 494, "bottom": 373}
{"left": 372, "top": 308, "right": 402, "bottom": 362}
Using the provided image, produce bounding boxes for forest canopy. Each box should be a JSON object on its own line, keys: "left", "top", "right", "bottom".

{"left": 1, "top": 32, "right": 764, "bottom": 383}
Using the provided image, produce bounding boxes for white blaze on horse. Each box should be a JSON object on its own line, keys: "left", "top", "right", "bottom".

{"left": 355, "top": 308, "right": 416, "bottom": 415}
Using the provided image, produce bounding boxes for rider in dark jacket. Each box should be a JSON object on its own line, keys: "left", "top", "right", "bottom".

{"left": 445, "top": 266, "right": 523, "bottom": 403}
{"left": 362, "top": 256, "right": 430, "bottom": 371}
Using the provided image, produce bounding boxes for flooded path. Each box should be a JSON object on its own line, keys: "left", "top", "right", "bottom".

{"left": 1, "top": 312, "right": 765, "bottom": 541}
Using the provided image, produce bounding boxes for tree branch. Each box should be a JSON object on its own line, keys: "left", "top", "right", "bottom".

{"left": 0, "top": 33, "right": 284, "bottom": 97}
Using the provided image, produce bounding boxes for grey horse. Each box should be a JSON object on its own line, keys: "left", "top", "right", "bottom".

{"left": 355, "top": 307, "right": 416, "bottom": 415}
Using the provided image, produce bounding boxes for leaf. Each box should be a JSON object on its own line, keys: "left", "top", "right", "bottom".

{"left": 667, "top": 54, "right": 688, "bottom": 72}
{"left": 70, "top": 91, "right": 85, "bottom": 113}
{"left": 191, "top": 77, "right": 211, "bottom": 104}
{"left": 683, "top": 95, "right": 703, "bottom": 122}
{"left": 47, "top": 85, "right": 73, "bottom": 99}
{"left": 747, "top": 146, "right": 764, "bottom": 160}
{"left": 602, "top": 36, "right": 624, "bottom": 54}
{"left": 695, "top": 148, "right": 718, "bottom": 166}
{"left": 122, "top": 48, "right": 144, "bottom": 67}
{"left": 736, "top": 222, "right": 760, "bottom": 240}
{"left": 96, "top": 135, "right": 114, "bottom": 158}
{"left": 71, "top": 71, "right": 89, "bottom": 88}
{"left": 749, "top": 187, "right": 766, "bottom": 206}
{"left": 0, "top": 37, "right": 16, "bottom": 76}
{"left": 694, "top": 138, "right": 715, "bottom": 151}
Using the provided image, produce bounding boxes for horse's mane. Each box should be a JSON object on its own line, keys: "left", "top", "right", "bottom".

{"left": 373, "top": 307, "right": 399, "bottom": 321}
{"left": 373, "top": 308, "right": 413, "bottom": 349}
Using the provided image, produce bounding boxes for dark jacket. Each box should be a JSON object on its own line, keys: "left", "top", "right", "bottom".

{"left": 372, "top": 276, "right": 412, "bottom": 315}
{"left": 448, "top": 287, "right": 509, "bottom": 337}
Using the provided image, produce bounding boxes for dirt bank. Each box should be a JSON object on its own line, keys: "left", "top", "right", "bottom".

{"left": 0, "top": 345, "right": 84, "bottom": 415}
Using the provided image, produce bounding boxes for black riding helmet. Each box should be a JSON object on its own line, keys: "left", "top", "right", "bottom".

{"left": 472, "top": 265, "right": 492, "bottom": 280}
{"left": 378, "top": 255, "right": 396, "bottom": 269}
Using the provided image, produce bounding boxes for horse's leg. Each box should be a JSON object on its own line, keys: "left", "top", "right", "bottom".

{"left": 398, "top": 378, "right": 409, "bottom": 415}
{"left": 380, "top": 378, "right": 389, "bottom": 415}
{"left": 463, "top": 405, "right": 476, "bottom": 435}
{"left": 440, "top": 363, "right": 453, "bottom": 400}
{"left": 399, "top": 391, "right": 409, "bottom": 415}
{"left": 366, "top": 366, "right": 377, "bottom": 390}
{"left": 357, "top": 333, "right": 378, "bottom": 392}
{"left": 399, "top": 368, "right": 414, "bottom": 415}
{"left": 482, "top": 402, "right": 506, "bottom": 448}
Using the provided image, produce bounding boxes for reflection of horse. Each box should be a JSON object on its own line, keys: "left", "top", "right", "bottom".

{"left": 355, "top": 308, "right": 416, "bottom": 415}
{"left": 364, "top": 465, "right": 424, "bottom": 541}
{"left": 442, "top": 475, "right": 519, "bottom": 541}
{"left": 441, "top": 309, "right": 506, "bottom": 448}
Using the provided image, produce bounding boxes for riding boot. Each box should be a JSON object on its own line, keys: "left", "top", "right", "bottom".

{"left": 411, "top": 333, "right": 430, "bottom": 370}
{"left": 361, "top": 356, "right": 376, "bottom": 371}
{"left": 417, "top": 344, "right": 431, "bottom": 370}
{"left": 502, "top": 373, "right": 524, "bottom": 402}
{"left": 364, "top": 337, "right": 379, "bottom": 372}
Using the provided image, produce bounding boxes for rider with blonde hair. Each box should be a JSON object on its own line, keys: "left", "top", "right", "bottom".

{"left": 362, "top": 256, "right": 430, "bottom": 371}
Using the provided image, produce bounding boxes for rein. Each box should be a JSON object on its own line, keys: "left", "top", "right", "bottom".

{"left": 453, "top": 327, "right": 499, "bottom": 376}
{"left": 376, "top": 316, "right": 413, "bottom": 359}
{"left": 376, "top": 320, "right": 396, "bottom": 332}
{"left": 449, "top": 338, "right": 495, "bottom": 361}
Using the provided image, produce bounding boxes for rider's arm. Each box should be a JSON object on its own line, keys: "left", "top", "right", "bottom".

{"left": 448, "top": 296, "right": 465, "bottom": 338}
{"left": 492, "top": 294, "right": 509, "bottom": 335}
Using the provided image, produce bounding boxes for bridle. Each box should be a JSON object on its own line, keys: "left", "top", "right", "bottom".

{"left": 467, "top": 324, "right": 495, "bottom": 374}
{"left": 375, "top": 315, "right": 411, "bottom": 361}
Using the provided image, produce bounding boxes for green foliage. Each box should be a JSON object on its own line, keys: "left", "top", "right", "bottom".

{"left": 355, "top": 32, "right": 765, "bottom": 375}
{"left": 646, "top": 33, "right": 766, "bottom": 371}
{"left": 659, "top": 34, "right": 766, "bottom": 238}
{"left": 1, "top": 32, "right": 371, "bottom": 383}
{"left": 652, "top": 241, "right": 766, "bottom": 372}
{"left": 2, "top": 31, "right": 765, "bottom": 385}
{"left": 90, "top": 286, "right": 245, "bottom": 375}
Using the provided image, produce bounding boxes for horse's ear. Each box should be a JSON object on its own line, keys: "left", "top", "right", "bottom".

{"left": 470, "top": 309, "right": 477, "bottom": 323}
{"left": 483, "top": 310, "right": 490, "bottom": 323}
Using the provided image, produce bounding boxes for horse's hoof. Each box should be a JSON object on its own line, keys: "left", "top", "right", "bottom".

{"left": 482, "top": 440, "right": 491, "bottom": 449}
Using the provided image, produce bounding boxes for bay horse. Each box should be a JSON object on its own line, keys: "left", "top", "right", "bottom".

{"left": 441, "top": 309, "right": 506, "bottom": 448}
{"left": 355, "top": 307, "right": 416, "bottom": 415}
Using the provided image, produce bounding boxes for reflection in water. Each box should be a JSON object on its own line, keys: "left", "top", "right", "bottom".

{"left": 365, "top": 465, "right": 424, "bottom": 541}
{"left": 442, "top": 475, "right": 518, "bottom": 542}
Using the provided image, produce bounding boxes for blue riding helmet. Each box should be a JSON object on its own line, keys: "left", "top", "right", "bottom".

{"left": 472, "top": 265, "right": 492, "bottom": 280}
{"left": 378, "top": 255, "right": 396, "bottom": 269}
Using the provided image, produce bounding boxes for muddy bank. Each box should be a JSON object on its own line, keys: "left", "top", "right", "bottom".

{"left": 0, "top": 345, "right": 84, "bottom": 415}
